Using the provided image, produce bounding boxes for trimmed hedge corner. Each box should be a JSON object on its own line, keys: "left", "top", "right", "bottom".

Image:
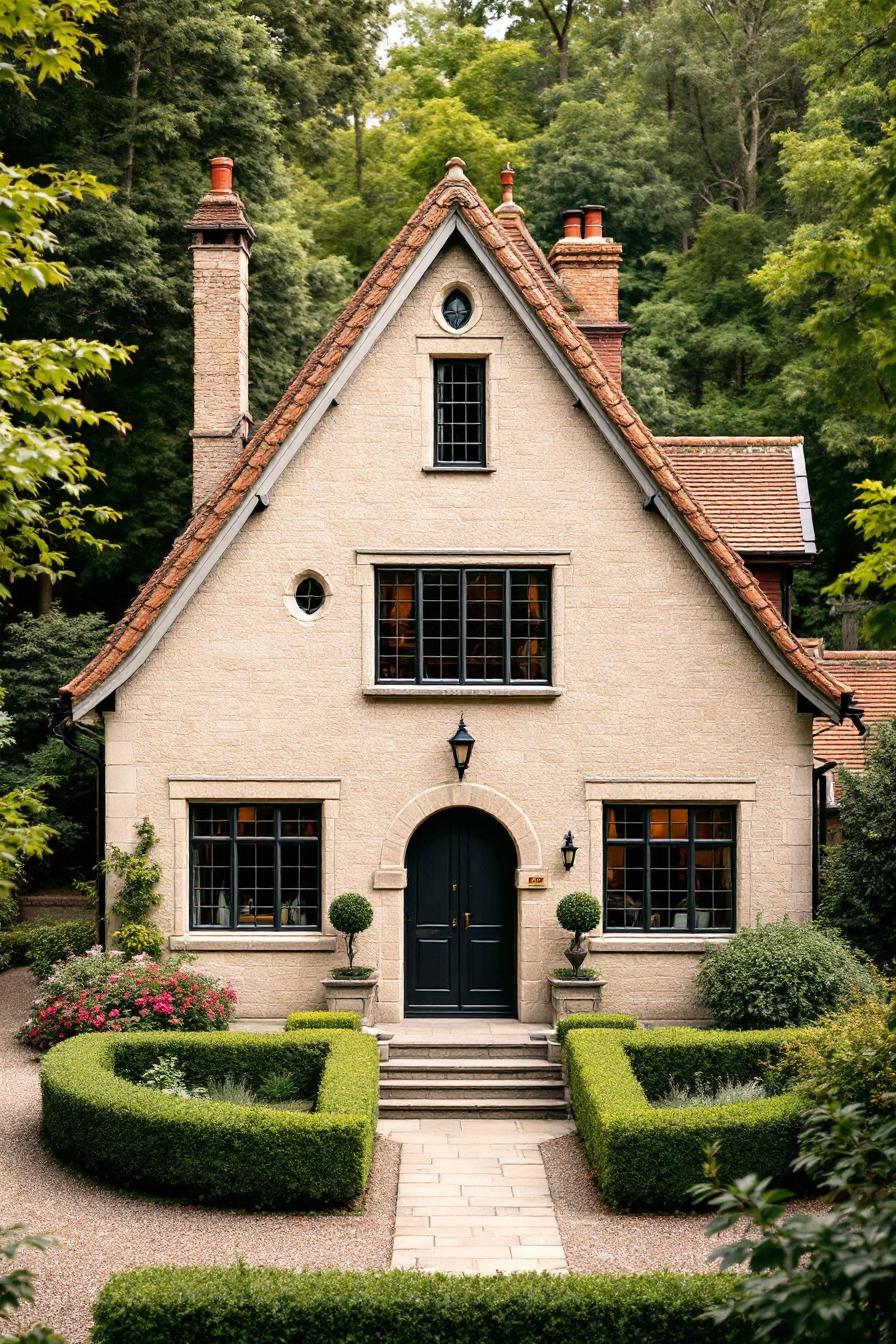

{"left": 565, "top": 1026, "right": 813, "bottom": 1210}
{"left": 41, "top": 1029, "right": 378, "bottom": 1208}
{"left": 285, "top": 1010, "right": 361, "bottom": 1031}
{"left": 91, "top": 1266, "right": 749, "bottom": 1344}
{"left": 556, "top": 1012, "right": 639, "bottom": 1043}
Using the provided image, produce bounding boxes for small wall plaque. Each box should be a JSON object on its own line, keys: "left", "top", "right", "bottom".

{"left": 527, "top": 874, "right": 546, "bottom": 887}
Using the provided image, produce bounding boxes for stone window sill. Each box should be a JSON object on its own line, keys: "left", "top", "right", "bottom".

{"left": 421, "top": 466, "right": 497, "bottom": 474}
{"left": 169, "top": 933, "right": 337, "bottom": 953}
{"left": 363, "top": 685, "right": 562, "bottom": 699}
{"left": 588, "top": 935, "right": 734, "bottom": 954}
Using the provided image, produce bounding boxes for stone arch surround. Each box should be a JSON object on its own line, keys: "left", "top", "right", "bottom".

{"left": 376, "top": 783, "right": 543, "bottom": 881}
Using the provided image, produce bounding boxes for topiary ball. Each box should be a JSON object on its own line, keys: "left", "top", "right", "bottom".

{"left": 696, "top": 918, "right": 880, "bottom": 1029}
{"left": 556, "top": 891, "right": 601, "bottom": 936}
{"left": 328, "top": 892, "right": 374, "bottom": 936}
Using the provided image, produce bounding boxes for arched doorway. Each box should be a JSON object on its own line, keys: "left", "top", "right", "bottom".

{"left": 404, "top": 807, "right": 517, "bottom": 1017}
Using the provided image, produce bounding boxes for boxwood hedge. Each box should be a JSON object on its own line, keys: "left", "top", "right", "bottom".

{"left": 41, "top": 1029, "right": 378, "bottom": 1208}
{"left": 565, "top": 1026, "right": 813, "bottom": 1210}
{"left": 92, "top": 1266, "right": 749, "bottom": 1344}
{"left": 284, "top": 1010, "right": 361, "bottom": 1031}
{"left": 556, "top": 1012, "right": 638, "bottom": 1043}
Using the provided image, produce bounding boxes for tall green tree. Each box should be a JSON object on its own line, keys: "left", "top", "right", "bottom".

{"left": 2, "top": 0, "right": 383, "bottom": 615}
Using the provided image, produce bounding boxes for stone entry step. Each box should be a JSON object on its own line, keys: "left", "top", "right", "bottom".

{"left": 379, "top": 1096, "right": 569, "bottom": 1118}
{"left": 383, "top": 1058, "right": 560, "bottom": 1081}
{"left": 381, "top": 1078, "right": 565, "bottom": 1101}
{"left": 378, "top": 1037, "right": 568, "bottom": 1120}
{"left": 388, "top": 1041, "right": 547, "bottom": 1060}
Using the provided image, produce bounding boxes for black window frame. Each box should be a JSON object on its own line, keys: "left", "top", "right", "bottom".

{"left": 375, "top": 565, "right": 552, "bottom": 686}
{"left": 603, "top": 803, "right": 737, "bottom": 934}
{"left": 189, "top": 802, "right": 323, "bottom": 932}
{"left": 433, "top": 357, "right": 486, "bottom": 467}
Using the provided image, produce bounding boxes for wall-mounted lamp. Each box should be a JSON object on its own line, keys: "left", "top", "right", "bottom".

{"left": 561, "top": 830, "right": 578, "bottom": 871}
{"left": 448, "top": 715, "right": 475, "bottom": 781}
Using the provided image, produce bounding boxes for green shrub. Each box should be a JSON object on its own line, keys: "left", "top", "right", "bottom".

{"left": 0, "top": 917, "right": 96, "bottom": 975}
{"left": 22, "top": 918, "right": 97, "bottom": 980}
{"left": 41, "top": 1029, "right": 378, "bottom": 1208}
{"left": 696, "top": 919, "right": 879, "bottom": 1029}
{"left": 91, "top": 1266, "right": 750, "bottom": 1344}
{"left": 116, "top": 921, "right": 164, "bottom": 959}
{"left": 328, "top": 892, "right": 373, "bottom": 970}
{"left": 566, "top": 1027, "right": 812, "bottom": 1210}
{"left": 776, "top": 989, "right": 896, "bottom": 1114}
{"left": 256, "top": 1070, "right": 297, "bottom": 1103}
{"left": 285, "top": 1010, "right": 361, "bottom": 1031}
{"left": 556, "top": 1012, "right": 638, "bottom": 1043}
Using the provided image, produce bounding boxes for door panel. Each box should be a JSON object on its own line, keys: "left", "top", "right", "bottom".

{"left": 404, "top": 807, "right": 516, "bottom": 1015}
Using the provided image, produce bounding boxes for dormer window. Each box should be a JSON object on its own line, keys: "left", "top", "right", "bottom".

{"left": 434, "top": 358, "right": 485, "bottom": 466}
{"left": 441, "top": 288, "right": 473, "bottom": 330}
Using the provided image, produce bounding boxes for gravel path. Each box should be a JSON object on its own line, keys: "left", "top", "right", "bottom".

{"left": 0, "top": 968, "right": 399, "bottom": 1343}
{"left": 542, "top": 1131, "right": 820, "bottom": 1273}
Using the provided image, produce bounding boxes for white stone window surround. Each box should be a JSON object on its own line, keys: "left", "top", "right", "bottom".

{"left": 355, "top": 548, "right": 571, "bottom": 697}
{"left": 168, "top": 777, "right": 340, "bottom": 952}
{"left": 584, "top": 777, "right": 757, "bottom": 952}
{"left": 416, "top": 334, "right": 505, "bottom": 472}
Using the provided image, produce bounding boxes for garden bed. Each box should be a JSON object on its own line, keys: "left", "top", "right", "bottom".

{"left": 565, "top": 1026, "right": 814, "bottom": 1210}
{"left": 41, "top": 1028, "right": 379, "bottom": 1208}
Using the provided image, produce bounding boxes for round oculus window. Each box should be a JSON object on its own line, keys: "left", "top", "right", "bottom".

{"left": 295, "top": 575, "right": 326, "bottom": 615}
{"left": 441, "top": 288, "right": 473, "bottom": 330}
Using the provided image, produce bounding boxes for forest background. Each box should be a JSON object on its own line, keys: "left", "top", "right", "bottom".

{"left": 1, "top": 0, "right": 894, "bottom": 887}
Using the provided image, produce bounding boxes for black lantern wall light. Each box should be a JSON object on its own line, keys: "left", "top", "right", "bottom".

{"left": 448, "top": 716, "right": 475, "bottom": 781}
{"left": 561, "top": 830, "right": 578, "bottom": 871}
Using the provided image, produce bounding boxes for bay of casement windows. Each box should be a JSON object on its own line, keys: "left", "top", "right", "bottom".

{"left": 376, "top": 565, "right": 551, "bottom": 686}
{"left": 604, "top": 804, "right": 736, "bottom": 934}
{"left": 190, "top": 803, "right": 323, "bottom": 932}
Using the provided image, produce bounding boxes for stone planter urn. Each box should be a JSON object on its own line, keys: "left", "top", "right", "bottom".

{"left": 322, "top": 971, "right": 380, "bottom": 1025}
{"left": 548, "top": 975, "right": 608, "bottom": 1027}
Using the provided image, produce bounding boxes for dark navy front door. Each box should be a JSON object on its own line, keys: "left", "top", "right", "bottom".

{"left": 404, "top": 808, "right": 516, "bottom": 1016}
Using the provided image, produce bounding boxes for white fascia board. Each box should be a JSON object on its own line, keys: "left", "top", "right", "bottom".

{"left": 74, "top": 209, "right": 840, "bottom": 724}
{"left": 791, "top": 441, "right": 817, "bottom": 553}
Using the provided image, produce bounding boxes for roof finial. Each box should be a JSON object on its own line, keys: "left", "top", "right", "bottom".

{"left": 500, "top": 163, "right": 515, "bottom": 204}
{"left": 444, "top": 156, "right": 467, "bottom": 180}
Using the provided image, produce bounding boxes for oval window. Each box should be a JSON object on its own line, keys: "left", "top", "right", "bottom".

{"left": 295, "top": 575, "right": 326, "bottom": 615}
{"left": 441, "top": 288, "right": 473, "bottom": 331}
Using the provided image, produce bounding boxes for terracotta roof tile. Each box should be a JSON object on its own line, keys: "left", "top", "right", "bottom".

{"left": 63, "top": 170, "right": 848, "bottom": 715}
{"left": 813, "top": 650, "right": 896, "bottom": 791}
{"left": 657, "top": 438, "right": 811, "bottom": 556}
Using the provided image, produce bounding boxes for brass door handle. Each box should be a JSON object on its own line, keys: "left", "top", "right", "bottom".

{"left": 450, "top": 916, "right": 457, "bottom": 929}
{"left": 463, "top": 911, "right": 471, "bottom": 930}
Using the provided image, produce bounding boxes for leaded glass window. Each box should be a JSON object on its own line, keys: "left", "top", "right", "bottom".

{"left": 434, "top": 359, "right": 485, "bottom": 465}
{"left": 376, "top": 566, "right": 550, "bottom": 685}
{"left": 604, "top": 805, "right": 735, "bottom": 932}
{"left": 190, "top": 803, "right": 322, "bottom": 931}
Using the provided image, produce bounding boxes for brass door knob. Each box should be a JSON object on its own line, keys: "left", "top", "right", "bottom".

{"left": 463, "top": 911, "right": 471, "bottom": 929}
{"left": 450, "top": 916, "right": 457, "bottom": 929}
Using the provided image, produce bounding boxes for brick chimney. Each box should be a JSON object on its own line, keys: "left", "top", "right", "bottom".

{"left": 547, "top": 204, "right": 630, "bottom": 384}
{"left": 185, "top": 157, "right": 255, "bottom": 510}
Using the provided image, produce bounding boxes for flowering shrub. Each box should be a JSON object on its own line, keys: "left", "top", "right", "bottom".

{"left": 19, "top": 949, "right": 236, "bottom": 1050}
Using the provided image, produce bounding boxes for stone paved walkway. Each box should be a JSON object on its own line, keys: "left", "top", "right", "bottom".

{"left": 378, "top": 1117, "right": 575, "bottom": 1274}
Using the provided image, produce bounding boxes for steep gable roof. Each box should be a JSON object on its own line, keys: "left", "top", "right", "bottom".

{"left": 63, "top": 162, "right": 851, "bottom": 722}
{"left": 658, "top": 438, "right": 815, "bottom": 558}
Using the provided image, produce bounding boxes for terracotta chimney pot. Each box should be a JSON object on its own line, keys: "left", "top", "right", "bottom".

{"left": 582, "top": 204, "right": 604, "bottom": 239}
{"left": 500, "top": 163, "right": 515, "bottom": 205}
{"left": 209, "top": 156, "right": 234, "bottom": 193}
{"left": 561, "top": 209, "right": 584, "bottom": 239}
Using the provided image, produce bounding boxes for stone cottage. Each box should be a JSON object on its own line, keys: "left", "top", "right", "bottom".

{"left": 58, "top": 156, "right": 862, "bottom": 1024}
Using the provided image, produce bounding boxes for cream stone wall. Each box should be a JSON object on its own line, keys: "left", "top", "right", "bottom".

{"left": 102, "top": 242, "right": 815, "bottom": 1025}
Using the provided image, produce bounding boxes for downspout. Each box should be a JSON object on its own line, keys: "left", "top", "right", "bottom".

{"left": 50, "top": 692, "right": 106, "bottom": 947}
{"left": 811, "top": 760, "right": 836, "bottom": 918}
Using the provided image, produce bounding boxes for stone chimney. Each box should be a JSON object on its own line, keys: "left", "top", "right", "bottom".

{"left": 185, "top": 157, "right": 255, "bottom": 510}
{"left": 547, "top": 203, "right": 630, "bottom": 384}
